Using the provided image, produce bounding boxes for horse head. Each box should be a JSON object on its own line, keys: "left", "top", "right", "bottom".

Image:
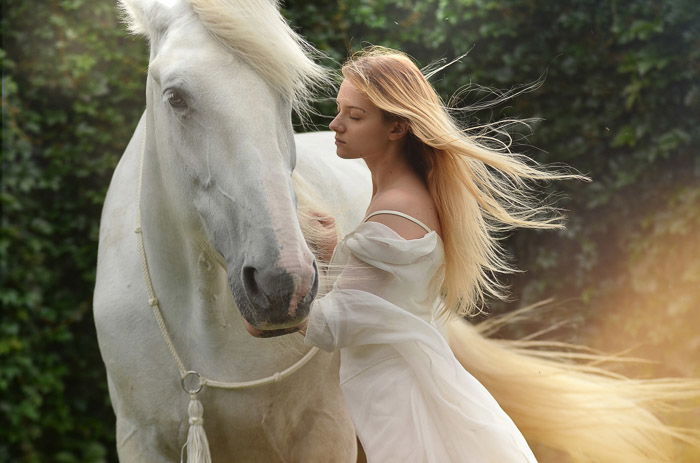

{"left": 120, "top": 0, "right": 327, "bottom": 336}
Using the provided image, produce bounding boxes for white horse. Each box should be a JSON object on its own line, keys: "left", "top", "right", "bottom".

{"left": 93, "top": 0, "right": 371, "bottom": 460}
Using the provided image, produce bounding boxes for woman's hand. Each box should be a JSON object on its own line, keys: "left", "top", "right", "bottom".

{"left": 309, "top": 211, "right": 338, "bottom": 263}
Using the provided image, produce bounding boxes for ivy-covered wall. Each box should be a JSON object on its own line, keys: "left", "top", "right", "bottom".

{"left": 2, "top": 1, "right": 148, "bottom": 460}
{"left": 2, "top": 0, "right": 698, "bottom": 461}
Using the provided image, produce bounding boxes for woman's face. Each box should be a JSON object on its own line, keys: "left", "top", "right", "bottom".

{"left": 329, "top": 79, "right": 396, "bottom": 160}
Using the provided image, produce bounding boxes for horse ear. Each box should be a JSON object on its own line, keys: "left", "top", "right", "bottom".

{"left": 118, "top": 0, "right": 191, "bottom": 42}
{"left": 118, "top": 0, "right": 190, "bottom": 50}
{"left": 117, "top": 0, "right": 150, "bottom": 36}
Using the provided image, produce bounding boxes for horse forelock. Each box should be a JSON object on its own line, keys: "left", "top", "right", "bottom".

{"left": 187, "top": 0, "right": 330, "bottom": 113}
{"left": 120, "top": 0, "right": 330, "bottom": 112}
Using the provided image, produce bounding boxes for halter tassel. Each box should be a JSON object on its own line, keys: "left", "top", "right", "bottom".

{"left": 183, "top": 394, "right": 212, "bottom": 463}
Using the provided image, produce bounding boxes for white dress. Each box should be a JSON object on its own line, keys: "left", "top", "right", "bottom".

{"left": 304, "top": 211, "right": 537, "bottom": 463}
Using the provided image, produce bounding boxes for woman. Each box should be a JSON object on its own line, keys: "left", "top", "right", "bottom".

{"left": 301, "top": 46, "right": 699, "bottom": 462}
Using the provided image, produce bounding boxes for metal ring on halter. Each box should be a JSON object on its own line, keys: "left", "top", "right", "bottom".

{"left": 181, "top": 370, "right": 204, "bottom": 394}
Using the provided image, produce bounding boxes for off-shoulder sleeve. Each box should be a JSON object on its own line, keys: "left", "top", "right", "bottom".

{"left": 304, "top": 222, "right": 442, "bottom": 352}
{"left": 342, "top": 221, "right": 439, "bottom": 269}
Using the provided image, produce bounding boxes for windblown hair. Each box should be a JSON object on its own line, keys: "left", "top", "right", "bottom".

{"left": 343, "top": 46, "right": 700, "bottom": 462}
{"left": 449, "top": 311, "right": 700, "bottom": 463}
{"left": 342, "top": 46, "right": 581, "bottom": 317}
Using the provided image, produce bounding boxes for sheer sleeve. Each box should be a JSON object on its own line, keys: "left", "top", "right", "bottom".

{"left": 303, "top": 222, "right": 442, "bottom": 352}
{"left": 302, "top": 224, "right": 539, "bottom": 463}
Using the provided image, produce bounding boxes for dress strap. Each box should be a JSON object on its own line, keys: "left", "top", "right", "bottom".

{"left": 363, "top": 210, "right": 432, "bottom": 233}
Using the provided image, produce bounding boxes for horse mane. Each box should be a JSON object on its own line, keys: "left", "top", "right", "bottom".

{"left": 293, "top": 171, "right": 339, "bottom": 293}
{"left": 118, "top": 0, "right": 330, "bottom": 112}
{"left": 188, "top": 0, "right": 330, "bottom": 112}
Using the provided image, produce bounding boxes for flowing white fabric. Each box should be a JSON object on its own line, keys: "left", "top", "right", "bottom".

{"left": 304, "top": 220, "right": 537, "bottom": 462}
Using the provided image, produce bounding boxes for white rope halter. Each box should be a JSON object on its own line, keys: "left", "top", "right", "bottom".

{"left": 134, "top": 133, "right": 319, "bottom": 461}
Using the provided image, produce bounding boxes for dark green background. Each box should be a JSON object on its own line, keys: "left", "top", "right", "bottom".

{"left": 2, "top": 0, "right": 699, "bottom": 461}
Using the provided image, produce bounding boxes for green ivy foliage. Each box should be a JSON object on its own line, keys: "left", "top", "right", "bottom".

{"left": 2, "top": 0, "right": 698, "bottom": 461}
{"left": 2, "top": 0, "right": 147, "bottom": 461}
{"left": 289, "top": 0, "right": 700, "bottom": 353}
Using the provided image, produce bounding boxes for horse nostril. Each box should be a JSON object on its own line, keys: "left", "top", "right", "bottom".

{"left": 242, "top": 265, "right": 260, "bottom": 299}
{"left": 240, "top": 263, "right": 310, "bottom": 323}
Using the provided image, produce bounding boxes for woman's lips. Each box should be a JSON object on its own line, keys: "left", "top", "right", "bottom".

{"left": 335, "top": 138, "right": 345, "bottom": 145}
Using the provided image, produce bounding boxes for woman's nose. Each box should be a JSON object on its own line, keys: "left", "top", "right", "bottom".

{"left": 329, "top": 115, "right": 343, "bottom": 133}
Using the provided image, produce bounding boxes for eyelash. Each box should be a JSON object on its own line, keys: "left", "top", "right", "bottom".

{"left": 335, "top": 110, "right": 360, "bottom": 120}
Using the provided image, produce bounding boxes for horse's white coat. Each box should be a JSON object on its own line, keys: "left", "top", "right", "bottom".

{"left": 94, "top": 1, "right": 371, "bottom": 460}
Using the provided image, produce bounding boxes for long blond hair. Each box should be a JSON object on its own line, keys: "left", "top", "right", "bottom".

{"left": 342, "top": 46, "right": 700, "bottom": 462}
{"left": 342, "top": 46, "right": 583, "bottom": 317}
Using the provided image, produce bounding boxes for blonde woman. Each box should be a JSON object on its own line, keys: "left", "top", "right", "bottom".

{"left": 301, "top": 46, "right": 699, "bottom": 462}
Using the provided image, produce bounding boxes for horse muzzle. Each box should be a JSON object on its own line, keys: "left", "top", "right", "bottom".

{"left": 235, "top": 260, "right": 318, "bottom": 337}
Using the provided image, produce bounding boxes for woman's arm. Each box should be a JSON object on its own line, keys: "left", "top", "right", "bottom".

{"left": 301, "top": 221, "right": 442, "bottom": 352}
{"left": 298, "top": 249, "right": 392, "bottom": 348}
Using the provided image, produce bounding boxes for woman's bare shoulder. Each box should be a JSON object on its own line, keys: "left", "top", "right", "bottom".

{"left": 366, "top": 186, "right": 441, "bottom": 240}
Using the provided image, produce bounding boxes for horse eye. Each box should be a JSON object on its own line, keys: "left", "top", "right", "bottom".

{"left": 165, "top": 89, "right": 188, "bottom": 109}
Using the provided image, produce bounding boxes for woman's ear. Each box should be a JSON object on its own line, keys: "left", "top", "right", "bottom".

{"left": 388, "top": 120, "right": 409, "bottom": 141}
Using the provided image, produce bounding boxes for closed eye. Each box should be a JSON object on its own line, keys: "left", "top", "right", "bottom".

{"left": 335, "top": 109, "right": 360, "bottom": 121}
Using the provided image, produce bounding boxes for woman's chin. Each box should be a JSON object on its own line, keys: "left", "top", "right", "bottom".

{"left": 336, "top": 149, "right": 361, "bottom": 160}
